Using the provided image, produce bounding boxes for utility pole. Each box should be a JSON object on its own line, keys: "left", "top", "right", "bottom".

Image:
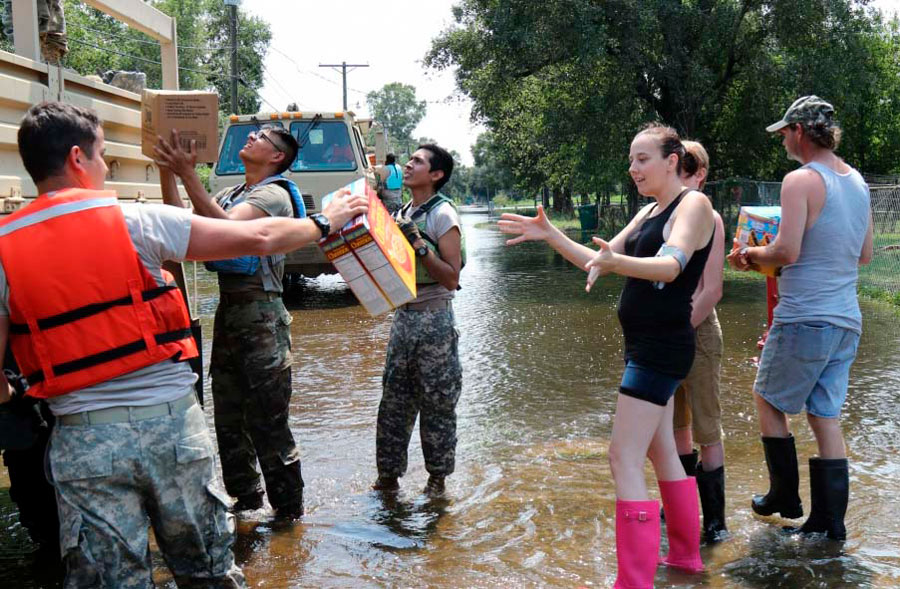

{"left": 318, "top": 61, "right": 368, "bottom": 111}
{"left": 224, "top": 0, "right": 240, "bottom": 114}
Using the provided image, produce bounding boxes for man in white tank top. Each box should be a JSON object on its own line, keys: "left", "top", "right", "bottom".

{"left": 728, "top": 96, "right": 874, "bottom": 541}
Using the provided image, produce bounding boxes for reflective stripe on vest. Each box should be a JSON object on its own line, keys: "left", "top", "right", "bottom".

{"left": 0, "top": 188, "right": 198, "bottom": 398}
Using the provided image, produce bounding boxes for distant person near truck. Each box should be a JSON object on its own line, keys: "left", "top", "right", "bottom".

{"left": 154, "top": 124, "right": 313, "bottom": 519}
{"left": 0, "top": 100, "right": 366, "bottom": 586}
{"left": 499, "top": 124, "right": 713, "bottom": 587}
{"left": 375, "top": 153, "right": 404, "bottom": 214}
{"left": 727, "top": 95, "right": 874, "bottom": 541}
{"left": 670, "top": 140, "right": 729, "bottom": 543}
{"left": 373, "top": 144, "right": 465, "bottom": 497}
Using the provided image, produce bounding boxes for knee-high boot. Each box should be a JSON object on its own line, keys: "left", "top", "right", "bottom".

{"left": 614, "top": 499, "right": 660, "bottom": 588}
{"left": 659, "top": 478, "right": 704, "bottom": 573}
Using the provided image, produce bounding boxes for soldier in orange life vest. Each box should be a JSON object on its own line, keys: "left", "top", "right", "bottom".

{"left": 0, "top": 102, "right": 367, "bottom": 587}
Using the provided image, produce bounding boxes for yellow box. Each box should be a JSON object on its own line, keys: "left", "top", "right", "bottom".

{"left": 735, "top": 206, "right": 781, "bottom": 277}
{"left": 141, "top": 89, "right": 219, "bottom": 163}
{"left": 319, "top": 178, "right": 416, "bottom": 316}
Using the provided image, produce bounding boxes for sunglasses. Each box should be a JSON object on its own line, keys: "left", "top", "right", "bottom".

{"left": 249, "top": 130, "right": 284, "bottom": 153}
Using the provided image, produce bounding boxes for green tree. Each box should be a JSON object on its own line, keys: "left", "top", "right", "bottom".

{"left": 59, "top": 0, "right": 271, "bottom": 114}
{"left": 427, "top": 0, "right": 900, "bottom": 191}
{"left": 366, "top": 82, "right": 427, "bottom": 150}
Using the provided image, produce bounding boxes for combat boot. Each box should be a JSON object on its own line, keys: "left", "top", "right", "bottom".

{"left": 372, "top": 475, "right": 400, "bottom": 492}
{"left": 232, "top": 491, "right": 263, "bottom": 512}
{"left": 424, "top": 475, "right": 446, "bottom": 497}
{"left": 696, "top": 463, "right": 729, "bottom": 543}
{"left": 783, "top": 458, "right": 849, "bottom": 541}
{"left": 751, "top": 435, "right": 803, "bottom": 519}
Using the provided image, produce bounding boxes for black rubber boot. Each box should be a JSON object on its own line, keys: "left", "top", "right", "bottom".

{"left": 662, "top": 450, "right": 699, "bottom": 521}
{"left": 696, "top": 463, "right": 729, "bottom": 543}
{"left": 752, "top": 435, "right": 803, "bottom": 518}
{"left": 784, "top": 458, "right": 849, "bottom": 541}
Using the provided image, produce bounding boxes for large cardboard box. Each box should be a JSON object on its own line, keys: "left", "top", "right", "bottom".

{"left": 735, "top": 206, "right": 781, "bottom": 277}
{"left": 319, "top": 178, "right": 416, "bottom": 316}
{"left": 141, "top": 89, "right": 219, "bottom": 163}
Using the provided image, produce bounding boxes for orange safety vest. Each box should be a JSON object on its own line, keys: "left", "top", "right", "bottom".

{"left": 0, "top": 188, "right": 198, "bottom": 399}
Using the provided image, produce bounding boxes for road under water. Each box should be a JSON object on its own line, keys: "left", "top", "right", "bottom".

{"left": 2, "top": 212, "right": 900, "bottom": 587}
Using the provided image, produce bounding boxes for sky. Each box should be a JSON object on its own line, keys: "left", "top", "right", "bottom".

{"left": 244, "top": 0, "right": 483, "bottom": 165}
{"left": 246, "top": 0, "right": 900, "bottom": 167}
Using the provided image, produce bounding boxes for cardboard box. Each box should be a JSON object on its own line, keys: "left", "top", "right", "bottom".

{"left": 319, "top": 178, "right": 416, "bottom": 316}
{"left": 735, "top": 206, "right": 781, "bottom": 277}
{"left": 141, "top": 89, "right": 219, "bottom": 163}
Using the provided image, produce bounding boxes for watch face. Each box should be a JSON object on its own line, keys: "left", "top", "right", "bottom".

{"left": 416, "top": 245, "right": 428, "bottom": 257}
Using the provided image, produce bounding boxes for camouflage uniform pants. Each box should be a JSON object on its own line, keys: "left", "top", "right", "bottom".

{"left": 210, "top": 297, "right": 303, "bottom": 509}
{"left": 377, "top": 307, "right": 462, "bottom": 478}
{"left": 48, "top": 392, "right": 245, "bottom": 588}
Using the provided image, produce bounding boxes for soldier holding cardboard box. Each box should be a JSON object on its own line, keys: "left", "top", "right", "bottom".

{"left": 727, "top": 96, "right": 874, "bottom": 541}
{"left": 155, "top": 125, "right": 314, "bottom": 519}
{"left": 373, "top": 144, "right": 465, "bottom": 497}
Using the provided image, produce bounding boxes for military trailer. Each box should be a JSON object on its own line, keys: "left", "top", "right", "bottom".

{"left": 210, "top": 110, "right": 386, "bottom": 277}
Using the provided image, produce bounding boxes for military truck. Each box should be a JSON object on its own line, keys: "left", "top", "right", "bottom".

{"left": 210, "top": 110, "right": 386, "bottom": 278}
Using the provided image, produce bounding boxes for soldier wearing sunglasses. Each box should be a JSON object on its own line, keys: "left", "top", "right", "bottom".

{"left": 155, "top": 124, "right": 312, "bottom": 520}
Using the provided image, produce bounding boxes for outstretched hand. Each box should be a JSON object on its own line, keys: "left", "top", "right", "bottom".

{"left": 584, "top": 237, "right": 616, "bottom": 292}
{"left": 153, "top": 129, "right": 198, "bottom": 179}
{"left": 497, "top": 205, "right": 553, "bottom": 245}
{"left": 321, "top": 188, "right": 367, "bottom": 234}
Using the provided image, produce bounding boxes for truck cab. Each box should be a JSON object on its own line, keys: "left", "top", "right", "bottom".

{"left": 210, "top": 111, "right": 385, "bottom": 277}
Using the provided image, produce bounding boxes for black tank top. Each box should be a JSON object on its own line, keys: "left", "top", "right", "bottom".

{"left": 616, "top": 190, "right": 714, "bottom": 378}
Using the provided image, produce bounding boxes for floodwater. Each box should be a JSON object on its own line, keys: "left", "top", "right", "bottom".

{"left": 2, "top": 212, "right": 900, "bottom": 587}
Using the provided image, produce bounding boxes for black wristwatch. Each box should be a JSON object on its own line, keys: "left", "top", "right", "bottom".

{"left": 415, "top": 243, "right": 429, "bottom": 258}
{"left": 310, "top": 213, "right": 330, "bottom": 238}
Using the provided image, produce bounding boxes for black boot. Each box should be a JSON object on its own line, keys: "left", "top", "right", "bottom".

{"left": 784, "top": 458, "right": 849, "bottom": 541}
{"left": 752, "top": 435, "right": 803, "bottom": 518}
{"left": 662, "top": 450, "right": 699, "bottom": 521}
{"left": 696, "top": 463, "right": 729, "bottom": 543}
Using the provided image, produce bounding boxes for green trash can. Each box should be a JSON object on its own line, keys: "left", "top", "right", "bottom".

{"left": 577, "top": 204, "right": 599, "bottom": 231}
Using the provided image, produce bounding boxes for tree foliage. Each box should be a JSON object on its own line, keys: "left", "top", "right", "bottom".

{"left": 427, "top": 0, "right": 900, "bottom": 197}
{"left": 59, "top": 0, "right": 271, "bottom": 114}
{"left": 366, "top": 82, "right": 427, "bottom": 150}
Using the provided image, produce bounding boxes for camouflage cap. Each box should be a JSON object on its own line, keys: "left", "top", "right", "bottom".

{"left": 766, "top": 95, "right": 835, "bottom": 133}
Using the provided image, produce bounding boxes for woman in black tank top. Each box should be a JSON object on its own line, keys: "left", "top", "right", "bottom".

{"left": 499, "top": 124, "right": 715, "bottom": 587}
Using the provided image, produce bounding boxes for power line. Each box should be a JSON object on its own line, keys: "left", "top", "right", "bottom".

{"left": 72, "top": 24, "right": 231, "bottom": 51}
{"left": 67, "top": 38, "right": 278, "bottom": 111}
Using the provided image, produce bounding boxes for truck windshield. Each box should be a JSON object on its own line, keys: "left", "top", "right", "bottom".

{"left": 215, "top": 121, "right": 358, "bottom": 176}
{"left": 215, "top": 122, "right": 285, "bottom": 176}
{"left": 290, "top": 121, "right": 357, "bottom": 172}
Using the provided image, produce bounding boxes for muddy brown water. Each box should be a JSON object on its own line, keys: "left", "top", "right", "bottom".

{"left": 2, "top": 213, "right": 900, "bottom": 587}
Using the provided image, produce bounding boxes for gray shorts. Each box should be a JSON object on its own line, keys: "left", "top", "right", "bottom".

{"left": 754, "top": 321, "right": 860, "bottom": 418}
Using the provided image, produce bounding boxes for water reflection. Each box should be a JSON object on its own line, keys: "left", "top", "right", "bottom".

{"left": 2, "top": 213, "right": 900, "bottom": 587}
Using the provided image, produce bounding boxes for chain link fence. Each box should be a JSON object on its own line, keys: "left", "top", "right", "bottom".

{"left": 705, "top": 178, "right": 900, "bottom": 296}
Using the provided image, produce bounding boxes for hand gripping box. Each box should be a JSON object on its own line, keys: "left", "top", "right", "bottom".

{"left": 141, "top": 89, "right": 219, "bottom": 163}
{"left": 319, "top": 178, "right": 416, "bottom": 316}
{"left": 735, "top": 206, "right": 781, "bottom": 277}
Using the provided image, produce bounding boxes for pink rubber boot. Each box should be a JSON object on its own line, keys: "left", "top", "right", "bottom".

{"left": 613, "top": 499, "right": 660, "bottom": 588}
{"left": 659, "top": 477, "right": 704, "bottom": 573}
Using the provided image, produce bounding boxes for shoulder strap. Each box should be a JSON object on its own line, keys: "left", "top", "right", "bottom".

{"left": 255, "top": 175, "right": 306, "bottom": 219}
